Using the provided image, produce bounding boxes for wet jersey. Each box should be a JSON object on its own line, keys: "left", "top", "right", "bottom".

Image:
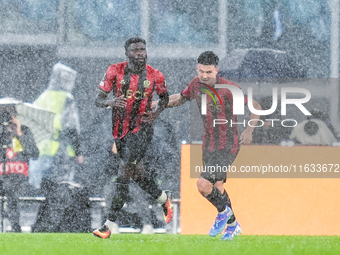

{"left": 98, "top": 62, "right": 167, "bottom": 139}
{"left": 181, "top": 76, "right": 247, "bottom": 153}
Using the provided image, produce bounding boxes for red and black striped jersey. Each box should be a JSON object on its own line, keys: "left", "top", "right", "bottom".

{"left": 98, "top": 62, "right": 167, "bottom": 139}
{"left": 181, "top": 76, "right": 247, "bottom": 153}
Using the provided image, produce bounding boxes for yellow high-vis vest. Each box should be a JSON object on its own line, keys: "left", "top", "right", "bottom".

{"left": 34, "top": 90, "right": 76, "bottom": 157}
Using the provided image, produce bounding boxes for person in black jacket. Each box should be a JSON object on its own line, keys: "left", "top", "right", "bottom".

{"left": 0, "top": 105, "right": 39, "bottom": 232}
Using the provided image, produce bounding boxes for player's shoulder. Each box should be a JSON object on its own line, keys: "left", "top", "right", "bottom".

{"left": 146, "top": 64, "right": 163, "bottom": 74}
{"left": 218, "top": 76, "right": 241, "bottom": 88}
{"left": 107, "top": 62, "right": 128, "bottom": 73}
{"left": 146, "top": 64, "right": 164, "bottom": 79}
{"left": 188, "top": 77, "right": 201, "bottom": 86}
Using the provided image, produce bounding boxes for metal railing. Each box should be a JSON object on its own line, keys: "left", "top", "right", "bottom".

{"left": 0, "top": 196, "right": 180, "bottom": 234}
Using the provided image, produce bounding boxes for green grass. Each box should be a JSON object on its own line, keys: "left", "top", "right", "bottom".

{"left": 0, "top": 234, "right": 339, "bottom": 255}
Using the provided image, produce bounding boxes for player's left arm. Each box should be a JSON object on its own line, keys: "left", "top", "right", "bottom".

{"left": 142, "top": 91, "right": 169, "bottom": 124}
{"left": 142, "top": 71, "right": 169, "bottom": 124}
{"left": 240, "top": 99, "right": 261, "bottom": 145}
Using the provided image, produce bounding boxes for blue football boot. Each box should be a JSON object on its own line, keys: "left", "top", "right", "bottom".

{"left": 221, "top": 221, "right": 242, "bottom": 240}
{"left": 208, "top": 206, "right": 233, "bottom": 237}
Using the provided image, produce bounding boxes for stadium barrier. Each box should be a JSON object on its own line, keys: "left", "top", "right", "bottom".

{"left": 0, "top": 196, "right": 104, "bottom": 233}
{"left": 0, "top": 196, "right": 181, "bottom": 233}
{"left": 180, "top": 144, "right": 340, "bottom": 235}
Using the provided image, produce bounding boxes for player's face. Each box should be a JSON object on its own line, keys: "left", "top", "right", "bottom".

{"left": 126, "top": 42, "right": 147, "bottom": 66}
{"left": 196, "top": 64, "right": 219, "bottom": 86}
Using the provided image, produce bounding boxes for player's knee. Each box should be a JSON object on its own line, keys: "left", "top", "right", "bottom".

{"left": 214, "top": 181, "right": 224, "bottom": 193}
{"left": 196, "top": 178, "right": 212, "bottom": 196}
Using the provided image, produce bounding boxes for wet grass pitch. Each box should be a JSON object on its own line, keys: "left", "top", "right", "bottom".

{"left": 0, "top": 233, "right": 339, "bottom": 255}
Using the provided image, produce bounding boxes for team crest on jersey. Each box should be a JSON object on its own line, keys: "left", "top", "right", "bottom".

{"left": 143, "top": 80, "right": 151, "bottom": 88}
{"left": 120, "top": 80, "right": 125, "bottom": 85}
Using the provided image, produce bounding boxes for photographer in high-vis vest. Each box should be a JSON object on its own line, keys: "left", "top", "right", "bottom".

{"left": 0, "top": 104, "right": 39, "bottom": 232}
{"left": 30, "top": 62, "right": 84, "bottom": 232}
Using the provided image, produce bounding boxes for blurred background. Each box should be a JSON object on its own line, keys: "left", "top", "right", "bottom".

{"left": 0, "top": 0, "right": 340, "bottom": 232}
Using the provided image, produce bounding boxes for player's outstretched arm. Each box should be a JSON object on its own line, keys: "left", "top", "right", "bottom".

{"left": 240, "top": 99, "right": 262, "bottom": 145}
{"left": 151, "top": 93, "right": 187, "bottom": 110}
{"left": 167, "top": 94, "right": 187, "bottom": 108}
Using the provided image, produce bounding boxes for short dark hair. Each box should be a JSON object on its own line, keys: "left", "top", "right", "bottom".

{"left": 197, "top": 51, "right": 219, "bottom": 66}
{"left": 124, "top": 37, "right": 146, "bottom": 51}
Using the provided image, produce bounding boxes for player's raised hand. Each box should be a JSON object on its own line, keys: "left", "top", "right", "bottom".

{"left": 107, "top": 95, "right": 127, "bottom": 108}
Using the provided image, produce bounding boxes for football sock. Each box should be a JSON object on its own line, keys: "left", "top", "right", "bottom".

{"left": 205, "top": 187, "right": 236, "bottom": 223}
{"left": 205, "top": 186, "right": 227, "bottom": 212}
{"left": 219, "top": 206, "right": 230, "bottom": 214}
{"left": 135, "top": 176, "right": 162, "bottom": 200}
{"left": 157, "top": 191, "right": 167, "bottom": 204}
{"left": 108, "top": 178, "right": 129, "bottom": 222}
{"left": 227, "top": 220, "right": 237, "bottom": 227}
{"left": 104, "top": 219, "right": 117, "bottom": 232}
{"left": 221, "top": 190, "right": 236, "bottom": 224}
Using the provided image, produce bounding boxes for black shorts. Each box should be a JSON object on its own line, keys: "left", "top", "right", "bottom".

{"left": 200, "top": 149, "right": 238, "bottom": 184}
{"left": 115, "top": 125, "right": 154, "bottom": 165}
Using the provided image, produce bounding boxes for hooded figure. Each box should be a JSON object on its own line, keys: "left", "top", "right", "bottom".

{"left": 29, "top": 62, "right": 83, "bottom": 188}
{"left": 30, "top": 63, "right": 84, "bottom": 233}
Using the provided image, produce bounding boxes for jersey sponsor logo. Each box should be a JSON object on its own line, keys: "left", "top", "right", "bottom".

{"left": 120, "top": 79, "right": 125, "bottom": 85}
{"left": 126, "top": 90, "right": 150, "bottom": 100}
{"left": 0, "top": 162, "right": 29, "bottom": 176}
{"left": 208, "top": 104, "right": 223, "bottom": 113}
{"left": 198, "top": 90, "right": 223, "bottom": 113}
{"left": 198, "top": 82, "right": 223, "bottom": 106}
{"left": 198, "top": 82, "right": 224, "bottom": 116}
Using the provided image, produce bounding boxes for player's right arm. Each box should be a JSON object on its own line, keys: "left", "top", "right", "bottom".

{"left": 166, "top": 79, "right": 195, "bottom": 108}
{"left": 151, "top": 94, "right": 187, "bottom": 109}
{"left": 167, "top": 94, "right": 187, "bottom": 108}
{"left": 94, "top": 66, "right": 127, "bottom": 108}
{"left": 95, "top": 92, "right": 126, "bottom": 108}
{"left": 151, "top": 78, "right": 194, "bottom": 109}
